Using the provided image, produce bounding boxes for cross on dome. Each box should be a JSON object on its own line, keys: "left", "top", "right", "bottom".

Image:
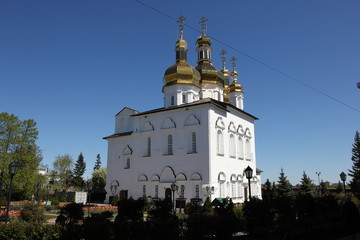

{"left": 177, "top": 16, "right": 186, "bottom": 39}
{"left": 220, "top": 49, "right": 228, "bottom": 70}
{"left": 199, "top": 16, "right": 208, "bottom": 35}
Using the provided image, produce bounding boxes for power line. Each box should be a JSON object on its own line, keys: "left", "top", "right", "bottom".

{"left": 134, "top": 0, "right": 360, "bottom": 114}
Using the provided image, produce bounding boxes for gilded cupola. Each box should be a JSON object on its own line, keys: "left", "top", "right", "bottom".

{"left": 220, "top": 49, "right": 230, "bottom": 103}
{"left": 195, "top": 17, "right": 225, "bottom": 87}
{"left": 163, "top": 16, "right": 200, "bottom": 89}
{"left": 229, "top": 56, "right": 243, "bottom": 93}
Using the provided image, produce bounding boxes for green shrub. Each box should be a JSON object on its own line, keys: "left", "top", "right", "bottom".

{"left": 20, "top": 203, "right": 45, "bottom": 223}
{"left": 0, "top": 222, "right": 62, "bottom": 240}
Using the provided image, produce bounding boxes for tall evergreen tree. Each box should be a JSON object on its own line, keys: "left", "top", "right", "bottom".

{"left": 274, "top": 168, "right": 293, "bottom": 198}
{"left": 93, "top": 153, "right": 101, "bottom": 171}
{"left": 72, "top": 152, "right": 86, "bottom": 190}
{"left": 298, "top": 171, "right": 316, "bottom": 196}
{"left": 349, "top": 130, "right": 360, "bottom": 198}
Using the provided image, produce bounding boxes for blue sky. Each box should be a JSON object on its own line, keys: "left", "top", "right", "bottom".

{"left": 1, "top": 0, "right": 359, "bottom": 185}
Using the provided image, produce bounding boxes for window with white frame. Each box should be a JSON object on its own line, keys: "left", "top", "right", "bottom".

{"left": 237, "top": 137, "right": 244, "bottom": 160}
{"left": 171, "top": 96, "right": 174, "bottom": 106}
{"left": 229, "top": 134, "right": 235, "bottom": 158}
{"left": 245, "top": 139, "right": 251, "bottom": 160}
{"left": 191, "top": 132, "right": 197, "bottom": 153}
{"left": 143, "top": 185, "right": 146, "bottom": 196}
{"left": 125, "top": 158, "right": 130, "bottom": 169}
{"left": 195, "top": 184, "right": 200, "bottom": 198}
{"left": 155, "top": 185, "right": 159, "bottom": 198}
{"left": 182, "top": 94, "right": 186, "bottom": 104}
{"left": 167, "top": 134, "right": 173, "bottom": 155}
{"left": 217, "top": 130, "right": 224, "bottom": 155}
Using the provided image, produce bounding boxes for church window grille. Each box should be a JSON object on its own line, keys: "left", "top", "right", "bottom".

{"left": 191, "top": 132, "right": 197, "bottom": 153}
{"left": 125, "top": 158, "right": 130, "bottom": 169}
{"left": 195, "top": 184, "right": 199, "bottom": 198}
{"left": 168, "top": 135, "right": 173, "bottom": 155}
{"left": 147, "top": 137, "right": 151, "bottom": 156}
{"left": 182, "top": 94, "right": 186, "bottom": 104}
{"left": 143, "top": 185, "right": 146, "bottom": 196}
{"left": 217, "top": 130, "right": 224, "bottom": 155}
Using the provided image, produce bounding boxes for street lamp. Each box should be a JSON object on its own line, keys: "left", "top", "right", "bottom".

{"left": 244, "top": 166, "right": 253, "bottom": 202}
{"left": 5, "top": 161, "right": 19, "bottom": 222}
{"left": 87, "top": 181, "right": 93, "bottom": 217}
{"left": 316, "top": 172, "right": 321, "bottom": 196}
{"left": 170, "top": 182, "right": 178, "bottom": 215}
{"left": 340, "top": 172, "right": 347, "bottom": 193}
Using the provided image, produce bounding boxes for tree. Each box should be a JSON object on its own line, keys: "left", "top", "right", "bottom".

{"left": 72, "top": 152, "right": 86, "bottom": 190}
{"left": 93, "top": 154, "right": 101, "bottom": 171}
{"left": 52, "top": 154, "right": 73, "bottom": 191}
{"left": 91, "top": 167, "right": 106, "bottom": 192}
{"left": 274, "top": 168, "right": 293, "bottom": 198}
{"left": 349, "top": 130, "right": 360, "bottom": 198}
{"left": 0, "top": 112, "right": 43, "bottom": 199}
{"left": 298, "top": 171, "right": 316, "bottom": 196}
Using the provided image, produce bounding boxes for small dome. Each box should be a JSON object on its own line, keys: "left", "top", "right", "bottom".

{"left": 229, "top": 80, "right": 243, "bottom": 92}
{"left": 176, "top": 38, "right": 187, "bottom": 49}
{"left": 196, "top": 34, "right": 212, "bottom": 47}
{"left": 195, "top": 61, "right": 225, "bottom": 86}
{"left": 164, "top": 61, "right": 201, "bottom": 87}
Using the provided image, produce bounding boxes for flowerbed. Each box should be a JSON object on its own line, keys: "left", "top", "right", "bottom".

{"left": 0, "top": 210, "right": 21, "bottom": 217}
{"left": 81, "top": 206, "right": 117, "bottom": 211}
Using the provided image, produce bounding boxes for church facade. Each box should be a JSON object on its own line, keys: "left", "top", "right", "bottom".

{"left": 104, "top": 17, "right": 261, "bottom": 204}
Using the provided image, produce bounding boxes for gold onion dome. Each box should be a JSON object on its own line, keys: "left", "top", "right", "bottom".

{"left": 229, "top": 70, "right": 243, "bottom": 92}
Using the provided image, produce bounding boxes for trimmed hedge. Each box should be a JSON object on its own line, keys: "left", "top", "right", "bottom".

{"left": 0, "top": 222, "right": 62, "bottom": 240}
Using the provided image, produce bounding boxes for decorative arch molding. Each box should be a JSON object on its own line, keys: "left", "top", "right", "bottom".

{"left": 111, "top": 180, "right": 120, "bottom": 187}
{"left": 230, "top": 174, "right": 237, "bottom": 182}
{"left": 122, "top": 145, "right": 133, "bottom": 155}
{"left": 245, "top": 128, "right": 252, "bottom": 138}
{"left": 138, "top": 174, "right": 148, "bottom": 182}
{"left": 252, "top": 176, "right": 259, "bottom": 183}
{"left": 215, "top": 117, "right": 225, "bottom": 130}
{"left": 190, "top": 173, "right": 202, "bottom": 181}
{"left": 228, "top": 122, "right": 236, "bottom": 133}
{"left": 237, "top": 174, "right": 243, "bottom": 182}
{"left": 161, "top": 118, "right": 176, "bottom": 130}
{"left": 150, "top": 174, "right": 160, "bottom": 182}
{"left": 140, "top": 121, "right": 154, "bottom": 132}
{"left": 237, "top": 125, "right": 245, "bottom": 135}
{"left": 160, "top": 166, "right": 176, "bottom": 183}
{"left": 184, "top": 114, "right": 200, "bottom": 126}
{"left": 176, "top": 173, "right": 187, "bottom": 182}
{"left": 218, "top": 172, "right": 226, "bottom": 182}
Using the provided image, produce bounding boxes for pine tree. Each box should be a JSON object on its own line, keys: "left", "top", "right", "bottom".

{"left": 349, "top": 131, "right": 360, "bottom": 198}
{"left": 72, "top": 152, "right": 86, "bottom": 190}
{"left": 298, "top": 171, "right": 316, "bottom": 196}
{"left": 94, "top": 154, "right": 101, "bottom": 171}
{"left": 274, "top": 168, "right": 293, "bottom": 198}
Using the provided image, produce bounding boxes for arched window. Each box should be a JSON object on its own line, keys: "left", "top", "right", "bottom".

{"left": 155, "top": 185, "right": 159, "bottom": 198}
{"left": 182, "top": 94, "right": 186, "bottom": 104}
{"left": 125, "top": 158, "right": 130, "bottom": 169}
{"left": 245, "top": 139, "right": 251, "bottom": 160}
{"left": 217, "top": 130, "right": 224, "bottom": 155}
{"left": 180, "top": 185, "right": 185, "bottom": 198}
{"left": 168, "top": 135, "right": 173, "bottom": 155}
{"left": 191, "top": 132, "right": 197, "bottom": 153}
{"left": 171, "top": 96, "right": 175, "bottom": 106}
{"left": 238, "top": 137, "right": 244, "bottom": 160}
{"left": 229, "top": 134, "right": 235, "bottom": 158}
{"left": 147, "top": 137, "right": 151, "bottom": 156}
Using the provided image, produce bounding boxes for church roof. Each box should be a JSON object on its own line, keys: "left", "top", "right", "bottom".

{"left": 103, "top": 131, "right": 133, "bottom": 139}
{"left": 132, "top": 98, "right": 258, "bottom": 120}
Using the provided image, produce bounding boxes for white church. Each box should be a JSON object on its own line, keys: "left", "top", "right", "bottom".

{"left": 104, "top": 17, "right": 262, "bottom": 205}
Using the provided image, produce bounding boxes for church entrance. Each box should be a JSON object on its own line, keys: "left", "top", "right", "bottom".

{"left": 165, "top": 188, "right": 172, "bottom": 200}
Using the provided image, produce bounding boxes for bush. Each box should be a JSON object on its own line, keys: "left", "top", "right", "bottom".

{"left": 20, "top": 203, "right": 45, "bottom": 223}
{"left": 0, "top": 222, "right": 62, "bottom": 240}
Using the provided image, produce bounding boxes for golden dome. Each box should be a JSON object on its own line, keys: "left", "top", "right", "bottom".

{"left": 176, "top": 38, "right": 187, "bottom": 49}
{"left": 196, "top": 34, "right": 212, "bottom": 47}
{"left": 229, "top": 80, "right": 243, "bottom": 92}
{"left": 195, "top": 61, "right": 225, "bottom": 86}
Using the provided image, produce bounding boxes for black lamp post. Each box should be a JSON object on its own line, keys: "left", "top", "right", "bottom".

{"left": 244, "top": 166, "right": 253, "bottom": 202}
{"left": 170, "top": 182, "right": 178, "bottom": 215}
{"left": 87, "top": 181, "right": 93, "bottom": 217}
{"left": 340, "top": 172, "right": 347, "bottom": 193}
{"left": 5, "top": 161, "right": 19, "bottom": 222}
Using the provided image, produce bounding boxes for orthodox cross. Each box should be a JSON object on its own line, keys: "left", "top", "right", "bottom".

{"left": 177, "top": 16, "right": 186, "bottom": 39}
{"left": 230, "top": 56, "right": 237, "bottom": 71}
{"left": 220, "top": 49, "right": 228, "bottom": 69}
{"left": 199, "top": 16, "right": 208, "bottom": 35}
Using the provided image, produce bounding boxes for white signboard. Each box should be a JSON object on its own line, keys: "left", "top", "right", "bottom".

{"left": 75, "top": 192, "right": 87, "bottom": 204}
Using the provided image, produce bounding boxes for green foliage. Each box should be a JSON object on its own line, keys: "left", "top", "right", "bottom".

{"left": 72, "top": 152, "right": 86, "bottom": 190}
{"left": 60, "top": 189, "right": 66, "bottom": 202}
{"left": 203, "top": 196, "right": 213, "bottom": 214}
{"left": 142, "top": 195, "right": 150, "bottom": 212}
{"left": 0, "top": 222, "right": 62, "bottom": 240}
{"left": 61, "top": 203, "right": 84, "bottom": 224}
{"left": 0, "top": 112, "right": 43, "bottom": 200}
{"left": 93, "top": 154, "right": 101, "bottom": 171}
{"left": 299, "top": 171, "right": 317, "bottom": 196}
{"left": 349, "top": 130, "right": 360, "bottom": 199}
{"left": 116, "top": 198, "right": 145, "bottom": 222}
{"left": 52, "top": 154, "right": 73, "bottom": 191}
{"left": 110, "top": 194, "right": 119, "bottom": 206}
{"left": 20, "top": 203, "right": 45, "bottom": 223}
{"left": 274, "top": 168, "right": 293, "bottom": 198}
{"left": 83, "top": 211, "right": 113, "bottom": 240}
{"left": 91, "top": 167, "right": 106, "bottom": 193}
